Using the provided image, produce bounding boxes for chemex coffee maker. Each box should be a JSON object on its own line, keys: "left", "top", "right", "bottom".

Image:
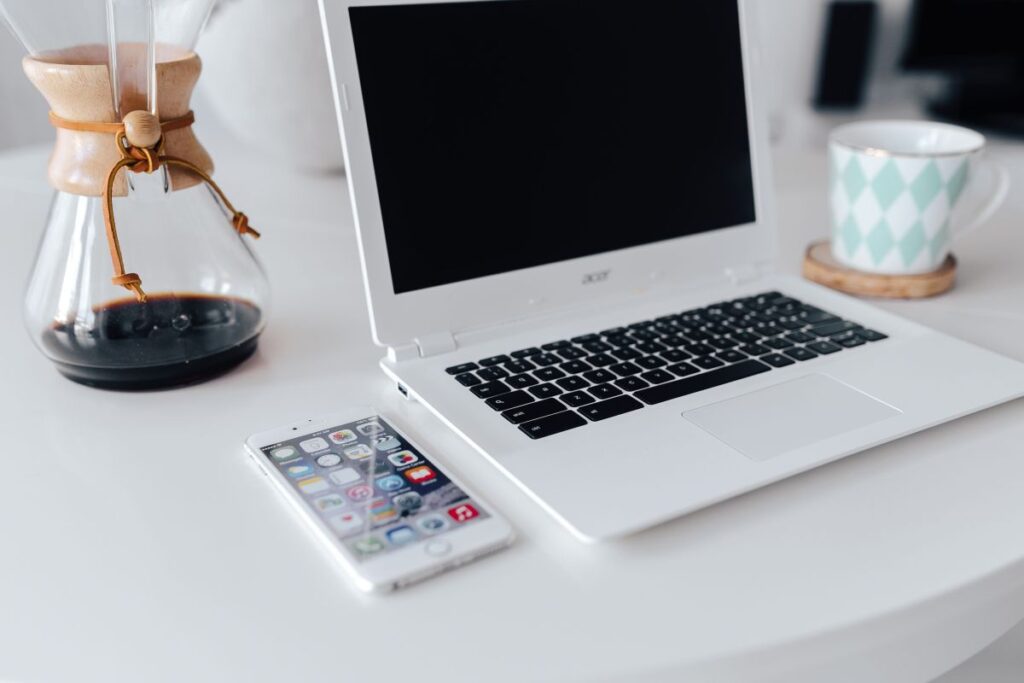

{"left": 1, "top": 0, "right": 269, "bottom": 390}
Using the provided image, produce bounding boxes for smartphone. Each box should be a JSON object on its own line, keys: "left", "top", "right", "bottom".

{"left": 245, "top": 407, "right": 514, "bottom": 592}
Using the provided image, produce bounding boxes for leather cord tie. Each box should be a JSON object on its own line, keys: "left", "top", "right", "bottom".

{"left": 48, "top": 110, "right": 260, "bottom": 302}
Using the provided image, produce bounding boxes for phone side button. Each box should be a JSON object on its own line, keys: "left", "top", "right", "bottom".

{"left": 424, "top": 540, "right": 452, "bottom": 557}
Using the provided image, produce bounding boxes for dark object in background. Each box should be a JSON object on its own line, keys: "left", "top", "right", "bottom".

{"left": 813, "top": 1, "right": 878, "bottom": 110}
{"left": 903, "top": 0, "right": 1024, "bottom": 133}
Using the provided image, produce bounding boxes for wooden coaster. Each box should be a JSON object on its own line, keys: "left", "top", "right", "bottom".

{"left": 802, "top": 240, "right": 956, "bottom": 299}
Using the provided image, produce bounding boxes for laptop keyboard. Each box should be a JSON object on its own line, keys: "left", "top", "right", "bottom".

{"left": 446, "top": 291, "right": 888, "bottom": 439}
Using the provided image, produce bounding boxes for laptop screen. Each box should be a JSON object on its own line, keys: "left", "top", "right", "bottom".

{"left": 349, "top": 0, "right": 756, "bottom": 295}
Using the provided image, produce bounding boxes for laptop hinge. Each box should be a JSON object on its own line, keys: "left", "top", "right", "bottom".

{"left": 388, "top": 330, "right": 458, "bottom": 362}
{"left": 724, "top": 261, "right": 771, "bottom": 286}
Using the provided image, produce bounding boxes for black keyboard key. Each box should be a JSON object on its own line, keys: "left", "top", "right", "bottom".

{"left": 660, "top": 349, "right": 691, "bottom": 363}
{"left": 511, "top": 347, "right": 542, "bottom": 358}
{"left": 534, "top": 367, "right": 566, "bottom": 382}
{"left": 519, "top": 411, "right": 587, "bottom": 439}
{"left": 784, "top": 347, "right": 819, "bottom": 361}
{"left": 731, "top": 331, "right": 761, "bottom": 344}
{"left": 600, "top": 326, "right": 628, "bottom": 337}
{"left": 627, "top": 320, "right": 653, "bottom": 330}
{"left": 478, "top": 366, "right": 509, "bottom": 381}
{"left": 583, "top": 369, "right": 616, "bottom": 384}
{"left": 716, "top": 349, "right": 748, "bottom": 364}
{"left": 640, "top": 369, "right": 675, "bottom": 384}
{"left": 660, "top": 334, "right": 691, "bottom": 348}
{"left": 560, "top": 360, "right": 591, "bottom": 375}
{"left": 776, "top": 317, "right": 805, "bottom": 330}
{"left": 528, "top": 383, "right": 563, "bottom": 398}
{"left": 455, "top": 372, "right": 481, "bottom": 387}
{"left": 604, "top": 335, "right": 633, "bottom": 348}
{"left": 764, "top": 337, "right": 794, "bottom": 350}
{"left": 635, "top": 359, "right": 772, "bottom": 405}
{"left": 587, "top": 353, "right": 616, "bottom": 367}
{"left": 446, "top": 362, "right": 479, "bottom": 375}
{"left": 541, "top": 340, "right": 571, "bottom": 350}
{"left": 634, "top": 341, "right": 667, "bottom": 355}
{"left": 570, "top": 333, "right": 600, "bottom": 344}
{"left": 635, "top": 355, "right": 667, "bottom": 370}
{"left": 532, "top": 353, "right": 561, "bottom": 367}
{"left": 684, "top": 343, "right": 716, "bottom": 356}
{"left": 667, "top": 362, "right": 700, "bottom": 377}
{"left": 810, "top": 320, "right": 861, "bottom": 337}
{"left": 800, "top": 309, "right": 839, "bottom": 325}
{"left": 785, "top": 331, "right": 815, "bottom": 344}
{"left": 694, "top": 356, "right": 725, "bottom": 370}
{"left": 709, "top": 337, "right": 739, "bottom": 350}
{"left": 479, "top": 355, "right": 511, "bottom": 367}
{"left": 628, "top": 329, "right": 659, "bottom": 342}
{"left": 610, "top": 361, "right": 642, "bottom": 377}
{"left": 579, "top": 395, "right": 644, "bottom": 422}
{"left": 581, "top": 340, "right": 612, "bottom": 354}
{"left": 740, "top": 343, "right": 770, "bottom": 356}
{"left": 556, "top": 347, "right": 586, "bottom": 360}
{"left": 504, "top": 360, "right": 536, "bottom": 374}
{"left": 836, "top": 334, "right": 866, "bottom": 348}
{"left": 752, "top": 322, "right": 783, "bottom": 336}
{"left": 557, "top": 376, "right": 589, "bottom": 391}
{"left": 808, "top": 340, "right": 842, "bottom": 355}
{"left": 507, "top": 373, "right": 539, "bottom": 389}
{"left": 471, "top": 381, "right": 511, "bottom": 399}
{"left": 561, "top": 390, "right": 596, "bottom": 407}
{"left": 684, "top": 329, "right": 713, "bottom": 342}
{"left": 503, "top": 398, "right": 564, "bottom": 424}
{"left": 857, "top": 329, "right": 888, "bottom": 342}
{"left": 486, "top": 390, "right": 534, "bottom": 411}
{"left": 589, "top": 383, "right": 623, "bottom": 400}
{"left": 611, "top": 347, "right": 642, "bottom": 361}
{"left": 761, "top": 353, "right": 795, "bottom": 368}
{"left": 614, "top": 376, "right": 650, "bottom": 392}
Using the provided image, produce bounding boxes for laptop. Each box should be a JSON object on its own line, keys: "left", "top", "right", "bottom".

{"left": 319, "top": 0, "right": 1024, "bottom": 541}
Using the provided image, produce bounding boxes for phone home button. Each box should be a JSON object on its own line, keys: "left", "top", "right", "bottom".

{"left": 424, "top": 540, "right": 452, "bottom": 557}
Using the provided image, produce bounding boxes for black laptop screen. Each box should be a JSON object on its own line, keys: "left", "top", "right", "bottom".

{"left": 349, "top": 0, "right": 756, "bottom": 295}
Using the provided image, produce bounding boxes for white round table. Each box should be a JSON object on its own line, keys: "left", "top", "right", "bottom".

{"left": 1, "top": 126, "right": 1023, "bottom": 682}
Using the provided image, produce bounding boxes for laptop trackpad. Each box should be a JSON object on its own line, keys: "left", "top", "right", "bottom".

{"left": 683, "top": 374, "right": 900, "bottom": 462}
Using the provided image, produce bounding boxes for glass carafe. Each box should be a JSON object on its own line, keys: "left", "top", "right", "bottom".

{"left": 2, "top": 0, "right": 269, "bottom": 390}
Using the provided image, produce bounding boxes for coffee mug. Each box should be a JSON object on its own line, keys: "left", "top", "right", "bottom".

{"left": 829, "top": 120, "right": 1009, "bottom": 275}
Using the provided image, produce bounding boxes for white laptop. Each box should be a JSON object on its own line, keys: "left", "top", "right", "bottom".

{"left": 319, "top": 0, "right": 1024, "bottom": 541}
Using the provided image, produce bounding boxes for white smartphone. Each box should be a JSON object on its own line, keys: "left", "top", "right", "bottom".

{"left": 245, "top": 407, "right": 514, "bottom": 592}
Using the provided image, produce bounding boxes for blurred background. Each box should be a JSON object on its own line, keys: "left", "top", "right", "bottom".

{"left": 1, "top": 0, "right": 1022, "bottom": 680}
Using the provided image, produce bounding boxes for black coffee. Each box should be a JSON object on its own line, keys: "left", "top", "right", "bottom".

{"left": 41, "top": 294, "right": 262, "bottom": 390}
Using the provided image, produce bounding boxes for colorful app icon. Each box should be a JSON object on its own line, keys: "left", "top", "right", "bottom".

{"left": 297, "top": 476, "right": 329, "bottom": 496}
{"left": 314, "top": 493, "right": 346, "bottom": 513}
{"left": 330, "top": 510, "right": 363, "bottom": 536}
{"left": 352, "top": 536, "right": 386, "bottom": 555}
{"left": 299, "top": 437, "right": 329, "bottom": 453}
{"left": 373, "top": 435, "right": 402, "bottom": 452}
{"left": 403, "top": 465, "right": 437, "bottom": 485}
{"left": 357, "top": 422, "right": 384, "bottom": 436}
{"left": 344, "top": 444, "right": 374, "bottom": 460}
{"left": 328, "top": 429, "right": 357, "bottom": 445}
{"left": 270, "top": 446, "right": 298, "bottom": 461}
{"left": 285, "top": 462, "right": 315, "bottom": 479}
{"left": 387, "top": 450, "right": 419, "bottom": 468}
{"left": 376, "top": 474, "right": 405, "bottom": 493}
{"left": 345, "top": 483, "right": 373, "bottom": 501}
{"left": 315, "top": 453, "right": 342, "bottom": 468}
{"left": 368, "top": 499, "right": 398, "bottom": 525}
{"left": 386, "top": 525, "right": 417, "bottom": 546}
{"left": 392, "top": 491, "right": 424, "bottom": 514}
{"left": 329, "top": 467, "right": 361, "bottom": 486}
{"left": 448, "top": 503, "right": 480, "bottom": 523}
{"left": 416, "top": 514, "right": 450, "bottom": 535}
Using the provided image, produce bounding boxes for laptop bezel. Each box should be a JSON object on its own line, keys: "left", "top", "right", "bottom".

{"left": 320, "top": 0, "right": 777, "bottom": 350}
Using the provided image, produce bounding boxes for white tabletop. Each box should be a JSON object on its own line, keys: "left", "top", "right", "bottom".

{"left": 2, "top": 127, "right": 1024, "bottom": 683}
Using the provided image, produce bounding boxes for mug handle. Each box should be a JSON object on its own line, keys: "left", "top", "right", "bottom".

{"left": 954, "top": 161, "right": 1010, "bottom": 240}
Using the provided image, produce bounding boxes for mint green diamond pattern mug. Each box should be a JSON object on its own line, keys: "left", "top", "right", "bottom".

{"left": 829, "top": 120, "right": 1009, "bottom": 275}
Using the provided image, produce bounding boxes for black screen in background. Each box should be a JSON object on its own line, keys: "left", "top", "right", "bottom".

{"left": 350, "top": 0, "right": 756, "bottom": 295}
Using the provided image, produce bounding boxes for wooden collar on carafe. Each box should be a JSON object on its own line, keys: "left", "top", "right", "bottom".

{"left": 49, "top": 109, "right": 260, "bottom": 303}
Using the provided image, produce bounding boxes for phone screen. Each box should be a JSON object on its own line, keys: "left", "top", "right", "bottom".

{"left": 259, "top": 416, "right": 489, "bottom": 560}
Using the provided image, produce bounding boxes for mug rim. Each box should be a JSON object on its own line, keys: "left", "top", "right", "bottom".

{"left": 830, "top": 119, "right": 985, "bottom": 158}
